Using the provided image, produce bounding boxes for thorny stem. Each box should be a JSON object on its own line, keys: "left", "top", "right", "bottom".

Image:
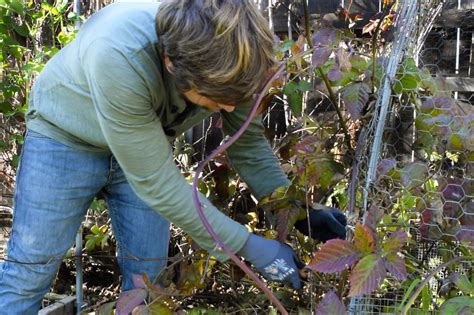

{"left": 192, "top": 50, "right": 312, "bottom": 314}
{"left": 399, "top": 256, "right": 474, "bottom": 315}
{"left": 303, "top": 0, "right": 353, "bottom": 151}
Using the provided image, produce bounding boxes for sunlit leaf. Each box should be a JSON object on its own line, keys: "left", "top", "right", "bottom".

{"left": 439, "top": 296, "right": 474, "bottom": 315}
{"left": 315, "top": 290, "right": 347, "bottom": 315}
{"left": 341, "top": 82, "right": 370, "bottom": 121}
{"left": 116, "top": 289, "right": 148, "bottom": 315}
{"left": 148, "top": 303, "right": 174, "bottom": 315}
{"left": 354, "top": 223, "right": 374, "bottom": 254}
{"left": 348, "top": 254, "right": 386, "bottom": 296}
{"left": 308, "top": 239, "right": 360, "bottom": 273}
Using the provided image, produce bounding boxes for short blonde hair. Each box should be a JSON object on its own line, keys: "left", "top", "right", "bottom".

{"left": 156, "top": 0, "right": 276, "bottom": 105}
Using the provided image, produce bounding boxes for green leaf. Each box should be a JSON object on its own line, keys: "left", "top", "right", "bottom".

{"left": 97, "top": 301, "right": 116, "bottom": 315}
{"left": 283, "top": 81, "right": 298, "bottom": 95}
{"left": 439, "top": 296, "right": 474, "bottom": 315}
{"left": 348, "top": 254, "right": 386, "bottom": 296}
{"left": 297, "top": 79, "right": 312, "bottom": 92}
{"left": 350, "top": 55, "right": 368, "bottom": 72}
{"left": 398, "top": 278, "right": 422, "bottom": 312}
{"left": 0, "top": 140, "right": 7, "bottom": 151}
{"left": 393, "top": 74, "right": 419, "bottom": 94}
{"left": 450, "top": 273, "right": 474, "bottom": 295}
{"left": 421, "top": 286, "right": 430, "bottom": 312}
{"left": 288, "top": 92, "right": 303, "bottom": 115}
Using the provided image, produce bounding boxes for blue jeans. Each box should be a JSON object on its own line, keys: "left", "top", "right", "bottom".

{"left": 0, "top": 131, "right": 170, "bottom": 314}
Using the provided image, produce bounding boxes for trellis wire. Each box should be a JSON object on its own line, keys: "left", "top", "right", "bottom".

{"left": 362, "top": 0, "right": 419, "bottom": 212}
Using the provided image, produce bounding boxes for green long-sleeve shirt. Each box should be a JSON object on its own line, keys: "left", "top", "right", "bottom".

{"left": 26, "top": 2, "right": 289, "bottom": 261}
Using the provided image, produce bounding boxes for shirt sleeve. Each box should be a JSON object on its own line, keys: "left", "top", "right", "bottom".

{"left": 82, "top": 40, "right": 249, "bottom": 261}
{"left": 221, "top": 106, "right": 290, "bottom": 200}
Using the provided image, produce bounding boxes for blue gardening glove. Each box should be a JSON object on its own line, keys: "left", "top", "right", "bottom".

{"left": 294, "top": 204, "right": 347, "bottom": 243}
{"left": 238, "top": 234, "right": 304, "bottom": 289}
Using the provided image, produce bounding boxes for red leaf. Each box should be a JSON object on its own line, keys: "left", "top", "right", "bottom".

{"left": 312, "top": 28, "right": 337, "bottom": 47}
{"left": 364, "top": 205, "right": 384, "bottom": 233}
{"left": 354, "top": 223, "right": 375, "bottom": 254}
{"left": 132, "top": 274, "right": 146, "bottom": 289}
{"left": 456, "top": 226, "right": 474, "bottom": 244}
{"left": 308, "top": 239, "right": 360, "bottom": 273}
{"left": 383, "top": 230, "right": 407, "bottom": 254}
{"left": 383, "top": 254, "right": 408, "bottom": 281}
{"left": 349, "top": 254, "right": 387, "bottom": 296}
{"left": 312, "top": 47, "right": 333, "bottom": 68}
{"left": 341, "top": 82, "right": 370, "bottom": 121}
{"left": 376, "top": 159, "right": 397, "bottom": 179}
{"left": 315, "top": 290, "right": 348, "bottom": 315}
{"left": 328, "top": 64, "right": 343, "bottom": 81}
{"left": 400, "top": 163, "right": 428, "bottom": 189}
{"left": 116, "top": 288, "right": 148, "bottom": 315}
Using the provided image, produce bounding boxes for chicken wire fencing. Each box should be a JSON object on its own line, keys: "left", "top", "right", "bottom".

{"left": 345, "top": 0, "right": 473, "bottom": 313}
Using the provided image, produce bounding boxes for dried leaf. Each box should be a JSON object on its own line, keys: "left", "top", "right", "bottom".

{"left": 315, "top": 290, "right": 347, "bottom": 315}
{"left": 348, "top": 254, "right": 386, "bottom": 296}
{"left": 383, "top": 254, "right": 407, "bottom": 281}
{"left": 354, "top": 223, "right": 375, "bottom": 254}
{"left": 116, "top": 288, "right": 148, "bottom": 315}
{"left": 341, "top": 82, "right": 370, "bottom": 121}
{"left": 337, "top": 48, "right": 351, "bottom": 72}
{"left": 308, "top": 239, "right": 360, "bottom": 273}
